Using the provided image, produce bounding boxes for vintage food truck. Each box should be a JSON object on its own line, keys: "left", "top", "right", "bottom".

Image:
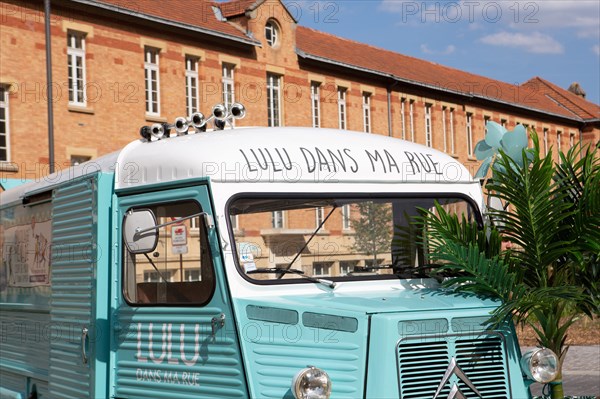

{"left": 1, "top": 104, "right": 557, "bottom": 399}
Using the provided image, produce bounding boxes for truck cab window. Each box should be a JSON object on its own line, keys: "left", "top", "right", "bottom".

{"left": 122, "top": 200, "right": 215, "bottom": 305}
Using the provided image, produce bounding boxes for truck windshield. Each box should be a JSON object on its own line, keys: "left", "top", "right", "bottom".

{"left": 228, "top": 195, "right": 478, "bottom": 282}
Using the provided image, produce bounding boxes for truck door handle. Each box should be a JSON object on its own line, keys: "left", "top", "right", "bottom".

{"left": 81, "top": 327, "right": 89, "bottom": 364}
{"left": 211, "top": 313, "right": 226, "bottom": 340}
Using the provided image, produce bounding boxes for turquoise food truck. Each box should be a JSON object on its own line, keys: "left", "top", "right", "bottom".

{"left": 1, "top": 104, "right": 558, "bottom": 398}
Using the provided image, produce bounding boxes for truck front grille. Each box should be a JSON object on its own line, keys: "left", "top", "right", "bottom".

{"left": 397, "top": 333, "right": 510, "bottom": 399}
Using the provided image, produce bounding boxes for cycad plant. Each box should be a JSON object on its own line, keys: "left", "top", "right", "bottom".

{"left": 422, "top": 124, "right": 599, "bottom": 399}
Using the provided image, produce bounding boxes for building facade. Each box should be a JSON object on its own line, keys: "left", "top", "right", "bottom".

{"left": 0, "top": 0, "right": 598, "bottom": 182}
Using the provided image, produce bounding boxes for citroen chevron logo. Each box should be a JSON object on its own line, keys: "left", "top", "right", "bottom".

{"left": 432, "top": 358, "right": 482, "bottom": 399}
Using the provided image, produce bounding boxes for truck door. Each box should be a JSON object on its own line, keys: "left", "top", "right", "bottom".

{"left": 112, "top": 185, "right": 248, "bottom": 398}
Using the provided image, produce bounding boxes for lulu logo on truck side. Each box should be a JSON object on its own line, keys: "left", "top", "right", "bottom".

{"left": 136, "top": 323, "right": 201, "bottom": 366}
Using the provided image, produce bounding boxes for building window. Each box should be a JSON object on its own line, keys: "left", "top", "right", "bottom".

{"left": 342, "top": 204, "right": 351, "bottom": 230}
{"left": 184, "top": 269, "right": 200, "bottom": 282}
{"left": 543, "top": 128, "right": 549, "bottom": 155}
{"left": 0, "top": 85, "right": 9, "bottom": 162}
{"left": 449, "top": 108, "right": 455, "bottom": 154}
{"left": 70, "top": 155, "right": 91, "bottom": 166}
{"left": 338, "top": 87, "right": 347, "bottom": 130}
{"left": 272, "top": 211, "right": 284, "bottom": 228}
{"left": 466, "top": 112, "right": 473, "bottom": 157}
{"left": 409, "top": 100, "right": 415, "bottom": 142}
{"left": 569, "top": 132, "right": 575, "bottom": 149}
{"left": 267, "top": 73, "right": 281, "bottom": 127}
{"left": 557, "top": 130, "right": 562, "bottom": 162}
{"left": 441, "top": 106, "right": 448, "bottom": 153}
{"left": 363, "top": 92, "right": 371, "bottom": 133}
{"left": 143, "top": 270, "right": 175, "bottom": 283}
{"left": 313, "top": 262, "right": 331, "bottom": 277}
{"left": 185, "top": 56, "right": 199, "bottom": 116}
{"left": 265, "top": 20, "right": 279, "bottom": 47}
{"left": 311, "top": 82, "right": 320, "bottom": 128}
{"left": 67, "top": 31, "right": 86, "bottom": 106}
{"left": 425, "top": 104, "right": 433, "bottom": 147}
{"left": 400, "top": 98, "right": 406, "bottom": 140}
{"left": 315, "top": 207, "right": 325, "bottom": 227}
{"left": 339, "top": 261, "right": 356, "bottom": 276}
{"left": 222, "top": 63, "right": 235, "bottom": 110}
{"left": 230, "top": 215, "right": 239, "bottom": 230}
{"left": 484, "top": 116, "right": 491, "bottom": 134}
{"left": 144, "top": 47, "right": 160, "bottom": 115}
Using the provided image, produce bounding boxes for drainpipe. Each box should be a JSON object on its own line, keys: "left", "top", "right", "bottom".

{"left": 44, "top": 0, "right": 55, "bottom": 173}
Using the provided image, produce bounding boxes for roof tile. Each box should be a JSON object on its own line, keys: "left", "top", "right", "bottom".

{"left": 95, "top": 0, "right": 252, "bottom": 41}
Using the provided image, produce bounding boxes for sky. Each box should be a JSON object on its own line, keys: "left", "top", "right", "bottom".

{"left": 282, "top": 0, "right": 600, "bottom": 105}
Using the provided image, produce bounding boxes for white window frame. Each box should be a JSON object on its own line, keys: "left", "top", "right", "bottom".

{"left": 0, "top": 85, "right": 10, "bottom": 162}
{"left": 185, "top": 56, "right": 200, "bottom": 116}
{"left": 339, "top": 261, "right": 355, "bottom": 276}
{"left": 424, "top": 104, "right": 432, "bottom": 147}
{"left": 557, "top": 131, "right": 562, "bottom": 163}
{"left": 342, "top": 204, "right": 351, "bottom": 230}
{"left": 144, "top": 47, "right": 160, "bottom": 115}
{"left": 311, "top": 82, "right": 320, "bottom": 128}
{"left": 315, "top": 207, "right": 325, "bottom": 227}
{"left": 267, "top": 73, "right": 282, "bottom": 127}
{"left": 265, "top": 20, "right": 279, "bottom": 47}
{"left": 230, "top": 215, "right": 239, "bottom": 230}
{"left": 449, "top": 107, "right": 455, "bottom": 154}
{"left": 272, "top": 211, "right": 284, "bottom": 228}
{"left": 400, "top": 98, "right": 406, "bottom": 140}
{"left": 312, "top": 262, "right": 331, "bottom": 277}
{"left": 338, "top": 87, "right": 347, "bottom": 130}
{"left": 222, "top": 63, "right": 235, "bottom": 109}
{"left": 466, "top": 112, "right": 473, "bottom": 157}
{"left": 441, "top": 106, "right": 447, "bottom": 153}
{"left": 184, "top": 269, "right": 200, "bottom": 282}
{"left": 569, "top": 132, "right": 575, "bottom": 149}
{"left": 363, "top": 92, "right": 371, "bottom": 133}
{"left": 144, "top": 270, "right": 173, "bottom": 283}
{"left": 409, "top": 100, "right": 415, "bottom": 142}
{"left": 67, "top": 31, "right": 86, "bottom": 106}
{"left": 543, "top": 128, "right": 549, "bottom": 155}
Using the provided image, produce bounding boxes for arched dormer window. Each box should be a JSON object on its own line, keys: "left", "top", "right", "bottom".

{"left": 265, "top": 20, "right": 280, "bottom": 48}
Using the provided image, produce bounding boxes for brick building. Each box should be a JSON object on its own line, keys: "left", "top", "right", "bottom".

{"left": 0, "top": 0, "right": 599, "bottom": 181}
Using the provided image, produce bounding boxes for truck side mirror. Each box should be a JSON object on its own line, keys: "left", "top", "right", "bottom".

{"left": 123, "top": 209, "right": 159, "bottom": 254}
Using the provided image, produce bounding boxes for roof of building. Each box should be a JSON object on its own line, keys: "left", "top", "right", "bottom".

{"left": 79, "top": 0, "right": 259, "bottom": 45}
{"left": 295, "top": 27, "right": 599, "bottom": 122}
{"left": 521, "top": 77, "right": 600, "bottom": 120}
{"left": 79, "top": 0, "right": 598, "bottom": 123}
{"left": 218, "top": 0, "right": 263, "bottom": 18}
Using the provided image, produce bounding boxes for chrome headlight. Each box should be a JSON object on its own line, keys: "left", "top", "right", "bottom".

{"left": 520, "top": 347, "right": 559, "bottom": 383}
{"left": 291, "top": 366, "right": 332, "bottom": 399}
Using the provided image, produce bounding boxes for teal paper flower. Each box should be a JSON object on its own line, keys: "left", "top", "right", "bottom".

{"left": 474, "top": 122, "right": 532, "bottom": 179}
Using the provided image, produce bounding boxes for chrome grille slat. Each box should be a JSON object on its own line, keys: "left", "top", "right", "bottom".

{"left": 398, "top": 333, "right": 510, "bottom": 399}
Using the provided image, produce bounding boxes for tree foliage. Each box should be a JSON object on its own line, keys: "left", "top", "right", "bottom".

{"left": 421, "top": 132, "right": 599, "bottom": 398}
{"left": 351, "top": 201, "right": 392, "bottom": 264}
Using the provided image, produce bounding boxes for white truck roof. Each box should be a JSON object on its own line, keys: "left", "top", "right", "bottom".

{"left": 1, "top": 127, "right": 474, "bottom": 204}
{"left": 115, "top": 127, "right": 473, "bottom": 189}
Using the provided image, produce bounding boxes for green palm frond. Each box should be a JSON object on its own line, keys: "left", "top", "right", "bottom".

{"left": 487, "top": 148, "right": 577, "bottom": 286}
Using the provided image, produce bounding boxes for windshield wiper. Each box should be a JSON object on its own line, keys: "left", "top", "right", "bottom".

{"left": 279, "top": 205, "right": 338, "bottom": 277}
{"left": 247, "top": 268, "right": 336, "bottom": 289}
{"left": 354, "top": 264, "right": 433, "bottom": 278}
